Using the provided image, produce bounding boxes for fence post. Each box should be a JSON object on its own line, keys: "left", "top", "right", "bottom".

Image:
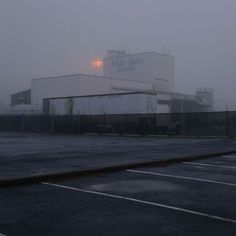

{"left": 103, "top": 112, "right": 106, "bottom": 134}
{"left": 91, "top": 115, "right": 94, "bottom": 133}
{"left": 152, "top": 113, "right": 156, "bottom": 135}
{"left": 22, "top": 113, "right": 25, "bottom": 136}
{"left": 125, "top": 112, "right": 128, "bottom": 134}
{"left": 187, "top": 113, "right": 190, "bottom": 136}
{"left": 78, "top": 113, "right": 81, "bottom": 134}
{"left": 51, "top": 116, "right": 54, "bottom": 135}
{"left": 226, "top": 110, "right": 229, "bottom": 137}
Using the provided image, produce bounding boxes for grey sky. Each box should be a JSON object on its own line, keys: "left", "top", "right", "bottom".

{"left": 0, "top": 0, "right": 236, "bottom": 109}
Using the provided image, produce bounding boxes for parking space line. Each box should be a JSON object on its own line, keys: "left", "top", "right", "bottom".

{"left": 223, "top": 155, "right": 236, "bottom": 159}
{"left": 126, "top": 169, "right": 236, "bottom": 187}
{"left": 0, "top": 148, "right": 80, "bottom": 156}
{"left": 0, "top": 151, "right": 39, "bottom": 156}
{"left": 190, "top": 139, "right": 222, "bottom": 143}
{"left": 42, "top": 182, "right": 236, "bottom": 224}
{"left": 183, "top": 162, "right": 236, "bottom": 169}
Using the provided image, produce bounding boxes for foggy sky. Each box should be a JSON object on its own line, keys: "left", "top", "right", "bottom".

{"left": 1, "top": 0, "right": 236, "bottom": 109}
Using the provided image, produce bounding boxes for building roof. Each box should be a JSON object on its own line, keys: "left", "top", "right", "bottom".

{"left": 31, "top": 72, "right": 152, "bottom": 84}
{"left": 44, "top": 91, "right": 158, "bottom": 101}
{"left": 103, "top": 51, "right": 174, "bottom": 60}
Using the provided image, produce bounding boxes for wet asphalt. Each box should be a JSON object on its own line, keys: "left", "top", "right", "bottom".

{"left": 0, "top": 155, "right": 236, "bottom": 236}
{"left": 1, "top": 132, "right": 236, "bottom": 182}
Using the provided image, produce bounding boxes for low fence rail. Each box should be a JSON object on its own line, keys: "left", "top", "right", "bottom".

{"left": 0, "top": 111, "right": 235, "bottom": 137}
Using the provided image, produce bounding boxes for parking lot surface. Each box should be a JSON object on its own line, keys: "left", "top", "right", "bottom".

{"left": 0, "top": 155, "right": 235, "bottom": 235}
{"left": 0, "top": 132, "right": 236, "bottom": 183}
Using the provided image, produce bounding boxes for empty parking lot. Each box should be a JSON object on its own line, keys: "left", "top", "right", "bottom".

{"left": 0, "top": 132, "right": 236, "bottom": 184}
{"left": 0, "top": 154, "right": 235, "bottom": 235}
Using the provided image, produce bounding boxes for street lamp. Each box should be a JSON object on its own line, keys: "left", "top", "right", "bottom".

{"left": 91, "top": 58, "right": 103, "bottom": 76}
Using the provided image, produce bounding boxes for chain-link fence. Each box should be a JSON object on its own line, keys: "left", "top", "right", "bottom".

{"left": 0, "top": 111, "right": 235, "bottom": 137}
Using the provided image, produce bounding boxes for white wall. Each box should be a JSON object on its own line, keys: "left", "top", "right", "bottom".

{"left": 31, "top": 74, "right": 154, "bottom": 106}
{"left": 103, "top": 52, "right": 175, "bottom": 93}
{"left": 31, "top": 74, "right": 81, "bottom": 105}
{"left": 48, "top": 93, "right": 170, "bottom": 115}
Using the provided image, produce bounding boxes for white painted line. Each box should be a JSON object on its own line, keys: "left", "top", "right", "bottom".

{"left": 42, "top": 182, "right": 236, "bottom": 224}
{"left": 191, "top": 139, "right": 222, "bottom": 143}
{"left": 183, "top": 162, "right": 236, "bottom": 169}
{"left": 126, "top": 169, "right": 236, "bottom": 187}
{"left": 223, "top": 155, "right": 236, "bottom": 159}
{"left": 0, "top": 151, "right": 39, "bottom": 156}
{"left": 0, "top": 233, "right": 6, "bottom": 236}
{"left": 0, "top": 148, "right": 80, "bottom": 156}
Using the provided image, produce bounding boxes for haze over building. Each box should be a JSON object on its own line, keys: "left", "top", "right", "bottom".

{"left": 8, "top": 50, "right": 213, "bottom": 115}
{"left": 1, "top": 1, "right": 236, "bottom": 114}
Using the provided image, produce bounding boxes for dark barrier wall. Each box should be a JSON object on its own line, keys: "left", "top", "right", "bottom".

{"left": 0, "top": 111, "right": 235, "bottom": 137}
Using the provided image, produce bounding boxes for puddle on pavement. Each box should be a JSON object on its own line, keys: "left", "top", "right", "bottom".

{"left": 89, "top": 180, "right": 179, "bottom": 193}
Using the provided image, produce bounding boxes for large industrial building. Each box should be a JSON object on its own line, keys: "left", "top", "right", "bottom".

{"left": 9, "top": 50, "right": 213, "bottom": 115}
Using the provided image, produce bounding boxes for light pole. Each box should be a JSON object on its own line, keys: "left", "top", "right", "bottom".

{"left": 91, "top": 58, "right": 103, "bottom": 76}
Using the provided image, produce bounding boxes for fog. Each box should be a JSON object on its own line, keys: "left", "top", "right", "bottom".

{"left": 0, "top": 0, "right": 236, "bottom": 110}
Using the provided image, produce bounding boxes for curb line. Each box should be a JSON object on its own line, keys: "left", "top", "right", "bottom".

{"left": 0, "top": 150, "right": 235, "bottom": 188}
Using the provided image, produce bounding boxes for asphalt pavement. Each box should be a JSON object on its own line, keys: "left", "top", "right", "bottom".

{"left": 0, "top": 132, "right": 236, "bottom": 185}
{"left": 0, "top": 155, "right": 235, "bottom": 235}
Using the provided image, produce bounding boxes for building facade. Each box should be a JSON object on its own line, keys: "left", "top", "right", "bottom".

{"left": 103, "top": 50, "right": 175, "bottom": 93}
{"left": 11, "top": 89, "right": 31, "bottom": 106}
{"left": 44, "top": 92, "right": 170, "bottom": 116}
{"left": 9, "top": 50, "right": 214, "bottom": 115}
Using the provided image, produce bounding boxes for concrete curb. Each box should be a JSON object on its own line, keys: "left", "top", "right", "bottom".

{"left": 0, "top": 150, "right": 235, "bottom": 188}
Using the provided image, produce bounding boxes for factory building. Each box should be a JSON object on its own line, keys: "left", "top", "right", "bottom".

{"left": 29, "top": 50, "right": 174, "bottom": 115}
{"left": 103, "top": 50, "right": 174, "bottom": 93}
{"left": 9, "top": 50, "right": 213, "bottom": 115}
{"left": 31, "top": 73, "right": 157, "bottom": 108}
{"left": 43, "top": 92, "right": 170, "bottom": 115}
{"left": 11, "top": 89, "right": 31, "bottom": 106}
{"left": 171, "top": 88, "right": 214, "bottom": 113}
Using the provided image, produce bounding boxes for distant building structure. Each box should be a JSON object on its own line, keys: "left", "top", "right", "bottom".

{"left": 196, "top": 87, "right": 214, "bottom": 108}
{"left": 103, "top": 50, "right": 175, "bottom": 93}
{"left": 43, "top": 92, "right": 170, "bottom": 115}
{"left": 8, "top": 50, "right": 214, "bottom": 115}
{"left": 171, "top": 88, "right": 214, "bottom": 113}
{"left": 11, "top": 89, "right": 31, "bottom": 106}
{"left": 31, "top": 73, "right": 156, "bottom": 108}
